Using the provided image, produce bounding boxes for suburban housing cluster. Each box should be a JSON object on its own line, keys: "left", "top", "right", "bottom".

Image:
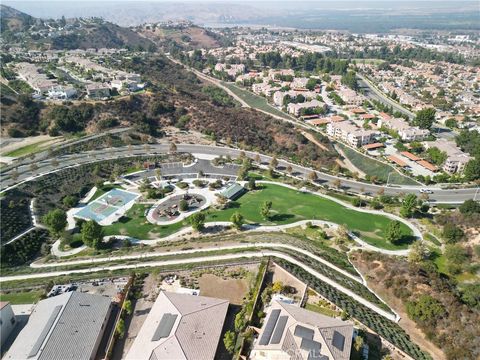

{"left": 182, "top": 28, "right": 478, "bottom": 180}
{"left": 8, "top": 48, "right": 145, "bottom": 101}
{"left": 1, "top": 276, "right": 357, "bottom": 360}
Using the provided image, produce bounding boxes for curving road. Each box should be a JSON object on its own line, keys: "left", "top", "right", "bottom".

{"left": 1, "top": 143, "right": 478, "bottom": 203}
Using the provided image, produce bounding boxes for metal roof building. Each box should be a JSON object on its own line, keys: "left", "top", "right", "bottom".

{"left": 251, "top": 300, "right": 353, "bottom": 360}
{"left": 220, "top": 182, "right": 246, "bottom": 200}
{"left": 4, "top": 292, "right": 112, "bottom": 360}
{"left": 126, "top": 291, "right": 229, "bottom": 360}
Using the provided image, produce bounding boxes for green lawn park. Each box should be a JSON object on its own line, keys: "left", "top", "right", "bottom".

{"left": 103, "top": 183, "right": 414, "bottom": 250}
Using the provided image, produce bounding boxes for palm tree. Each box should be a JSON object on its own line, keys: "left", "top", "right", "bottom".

{"left": 170, "top": 142, "right": 177, "bottom": 153}
{"left": 155, "top": 168, "right": 162, "bottom": 181}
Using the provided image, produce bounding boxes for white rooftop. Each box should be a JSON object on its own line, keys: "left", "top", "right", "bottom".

{"left": 126, "top": 291, "right": 229, "bottom": 360}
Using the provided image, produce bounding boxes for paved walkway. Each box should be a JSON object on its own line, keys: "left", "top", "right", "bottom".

{"left": 22, "top": 246, "right": 398, "bottom": 321}
{"left": 51, "top": 240, "right": 87, "bottom": 257}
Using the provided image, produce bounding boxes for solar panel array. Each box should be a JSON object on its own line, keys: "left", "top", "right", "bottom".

{"left": 151, "top": 313, "right": 178, "bottom": 341}
{"left": 332, "top": 330, "right": 345, "bottom": 351}
{"left": 258, "top": 309, "right": 281, "bottom": 345}
{"left": 270, "top": 316, "right": 288, "bottom": 344}
{"left": 294, "top": 325, "right": 314, "bottom": 340}
{"left": 300, "top": 338, "right": 321, "bottom": 353}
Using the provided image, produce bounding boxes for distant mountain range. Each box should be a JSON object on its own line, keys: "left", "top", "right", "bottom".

{"left": 0, "top": 4, "right": 154, "bottom": 50}
{"left": 2, "top": 1, "right": 479, "bottom": 32}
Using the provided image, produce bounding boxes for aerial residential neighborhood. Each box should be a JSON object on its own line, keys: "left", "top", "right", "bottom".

{"left": 0, "top": 1, "right": 479, "bottom": 360}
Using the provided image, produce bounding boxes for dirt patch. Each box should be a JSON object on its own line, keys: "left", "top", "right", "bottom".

{"left": 271, "top": 262, "right": 307, "bottom": 299}
{"left": 302, "top": 131, "right": 329, "bottom": 151}
{"left": 198, "top": 273, "right": 249, "bottom": 305}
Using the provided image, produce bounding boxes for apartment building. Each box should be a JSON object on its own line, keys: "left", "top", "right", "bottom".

{"left": 214, "top": 63, "right": 245, "bottom": 78}
{"left": 273, "top": 90, "right": 317, "bottom": 106}
{"left": 377, "top": 117, "right": 430, "bottom": 141}
{"left": 327, "top": 120, "right": 376, "bottom": 147}
{"left": 337, "top": 87, "right": 366, "bottom": 106}
{"left": 268, "top": 69, "right": 295, "bottom": 80}
{"left": 86, "top": 83, "right": 111, "bottom": 99}
{"left": 287, "top": 99, "right": 326, "bottom": 117}
{"left": 424, "top": 138, "right": 472, "bottom": 174}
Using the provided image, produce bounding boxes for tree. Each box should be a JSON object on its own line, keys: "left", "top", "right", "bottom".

{"left": 248, "top": 178, "right": 256, "bottom": 190}
{"left": 43, "top": 209, "right": 67, "bottom": 237}
{"left": 272, "top": 281, "right": 283, "bottom": 293}
{"left": 461, "top": 283, "right": 480, "bottom": 308}
{"left": 385, "top": 220, "right": 402, "bottom": 244}
{"left": 51, "top": 158, "right": 60, "bottom": 167}
{"left": 81, "top": 220, "right": 104, "bottom": 249}
{"left": 230, "top": 212, "right": 244, "bottom": 230}
{"left": 223, "top": 330, "right": 236, "bottom": 354}
{"left": 29, "top": 162, "right": 38, "bottom": 172}
{"left": 308, "top": 171, "right": 318, "bottom": 181}
{"left": 400, "top": 193, "right": 418, "bottom": 218}
{"left": 332, "top": 179, "right": 341, "bottom": 189}
{"left": 169, "top": 142, "right": 177, "bottom": 153}
{"left": 62, "top": 195, "right": 78, "bottom": 208}
{"left": 189, "top": 212, "right": 206, "bottom": 231}
{"left": 122, "top": 299, "right": 133, "bottom": 315}
{"left": 414, "top": 108, "right": 436, "bottom": 129}
{"left": 286, "top": 165, "right": 293, "bottom": 174}
{"left": 255, "top": 154, "right": 261, "bottom": 163}
{"left": 269, "top": 156, "right": 278, "bottom": 169}
{"left": 341, "top": 71, "right": 358, "bottom": 90}
{"left": 444, "top": 244, "right": 468, "bottom": 274}
{"left": 261, "top": 200, "right": 272, "bottom": 220}
{"left": 155, "top": 168, "right": 162, "bottom": 180}
{"left": 354, "top": 335, "right": 364, "bottom": 352}
{"left": 408, "top": 241, "right": 431, "bottom": 263}
{"left": 406, "top": 294, "right": 444, "bottom": 325}
{"left": 179, "top": 199, "right": 188, "bottom": 212}
{"left": 234, "top": 312, "right": 246, "bottom": 332}
{"left": 459, "top": 199, "right": 480, "bottom": 215}
{"left": 442, "top": 223, "right": 464, "bottom": 244}
{"left": 115, "top": 318, "right": 126, "bottom": 339}
{"left": 464, "top": 158, "right": 480, "bottom": 181}
{"left": 336, "top": 225, "right": 349, "bottom": 242}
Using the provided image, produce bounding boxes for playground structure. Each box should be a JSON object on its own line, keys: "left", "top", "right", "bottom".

{"left": 150, "top": 193, "right": 207, "bottom": 222}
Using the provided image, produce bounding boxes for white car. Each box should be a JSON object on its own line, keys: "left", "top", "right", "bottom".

{"left": 420, "top": 188, "right": 433, "bottom": 194}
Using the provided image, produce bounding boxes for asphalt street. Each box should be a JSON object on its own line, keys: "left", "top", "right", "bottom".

{"left": 1, "top": 143, "right": 478, "bottom": 203}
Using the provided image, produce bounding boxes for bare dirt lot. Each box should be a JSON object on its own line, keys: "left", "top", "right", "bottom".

{"left": 198, "top": 273, "right": 248, "bottom": 305}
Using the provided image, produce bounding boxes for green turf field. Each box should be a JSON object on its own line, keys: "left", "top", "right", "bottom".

{"left": 0, "top": 290, "right": 44, "bottom": 304}
{"left": 104, "top": 183, "right": 414, "bottom": 249}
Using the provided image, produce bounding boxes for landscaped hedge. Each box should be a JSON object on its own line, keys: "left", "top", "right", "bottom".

{"left": 1, "top": 229, "right": 50, "bottom": 268}
{"left": 0, "top": 188, "right": 33, "bottom": 244}
{"left": 275, "top": 259, "right": 431, "bottom": 360}
{"left": 15, "top": 154, "right": 187, "bottom": 217}
{"left": 280, "top": 249, "right": 392, "bottom": 312}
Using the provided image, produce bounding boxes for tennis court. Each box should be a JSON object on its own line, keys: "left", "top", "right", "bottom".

{"left": 74, "top": 188, "right": 140, "bottom": 224}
